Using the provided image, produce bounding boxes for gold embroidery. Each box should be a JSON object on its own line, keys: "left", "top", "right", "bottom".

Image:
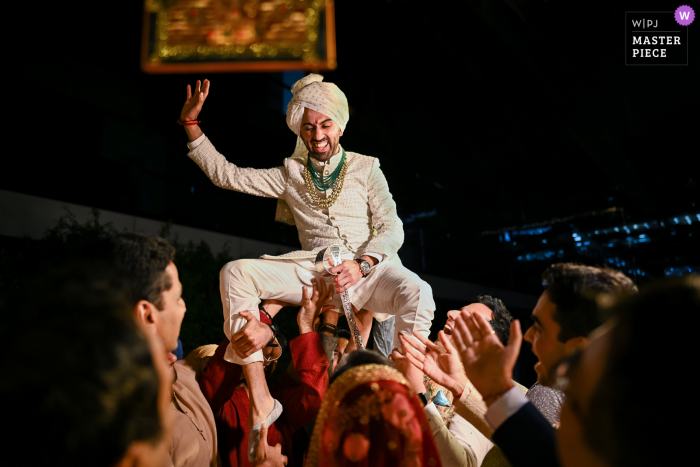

{"left": 306, "top": 365, "right": 408, "bottom": 467}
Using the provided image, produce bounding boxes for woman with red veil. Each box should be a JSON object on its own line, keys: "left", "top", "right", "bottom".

{"left": 306, "top": 363, "right": 442, "bottom": 467}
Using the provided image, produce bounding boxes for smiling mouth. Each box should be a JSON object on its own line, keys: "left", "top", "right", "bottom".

{"left": 312, "top": 139, "right": 329, "bottom": 152}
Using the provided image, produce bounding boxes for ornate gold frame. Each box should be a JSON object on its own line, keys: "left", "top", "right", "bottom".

{"left": 141, "top": 0, "right": 337, "bottom": 73}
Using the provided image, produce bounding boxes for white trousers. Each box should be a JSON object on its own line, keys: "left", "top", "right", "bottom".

{"left": 219, "top": 256, "right": 435, "bottom": 364}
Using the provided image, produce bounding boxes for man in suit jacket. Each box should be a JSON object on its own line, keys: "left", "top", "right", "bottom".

{"left": 449, "top": 264, "right": 636, "bottom": 467}
{"left": 178, "top": 74, "right": 435, "bottom": 442}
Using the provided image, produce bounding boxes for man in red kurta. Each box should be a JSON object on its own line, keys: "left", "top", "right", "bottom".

{"left": 200, "top": 286, "right": 332, "bottom": 467}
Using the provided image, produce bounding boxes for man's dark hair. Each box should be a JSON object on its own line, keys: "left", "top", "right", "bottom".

{"left": 1, "top": 262, "right": 162, "bottom": 466}
{"left": 541, "top": 263, "right": 637, "bottom": 342}
{"left": 329, "top": 349, "right": 390, "bottom": 385}
{"left": 583, "top": 276, "right": 696, "bottom": 467}
{"left": 478, "top": 294, "right": 513, "bottom": 345}
{"left": 106, "top": 233, "right": 176, "bottom": 309}
{"left": 337, "top": 329, "right": 352, "bottom": 340}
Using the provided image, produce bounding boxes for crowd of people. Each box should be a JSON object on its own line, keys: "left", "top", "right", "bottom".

{"left": 3, "top": 73, "right": 690, "bottom": 466}
{"left": 3, "top": 232, "right": 692, "bottom": 467}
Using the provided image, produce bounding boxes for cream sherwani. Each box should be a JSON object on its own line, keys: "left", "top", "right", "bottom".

{"left": 187, "top": 134, "right": 435, "bottom": 364}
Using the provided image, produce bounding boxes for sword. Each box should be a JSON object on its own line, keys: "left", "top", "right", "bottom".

{"left": 320, "top": 245, "right": 365, "bottom": 350}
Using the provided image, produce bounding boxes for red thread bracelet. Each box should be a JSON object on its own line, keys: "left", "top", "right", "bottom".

{"left": 177, "top": 118, "right": 200, "bottom": 126}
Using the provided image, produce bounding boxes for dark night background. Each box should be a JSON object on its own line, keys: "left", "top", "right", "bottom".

{"left": 6, "top": 0, "right": 698, "bottom": 386}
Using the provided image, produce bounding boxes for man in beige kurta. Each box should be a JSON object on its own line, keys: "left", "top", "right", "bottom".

{"left": 179, "top": 74, "right": 436, "bottom": 368}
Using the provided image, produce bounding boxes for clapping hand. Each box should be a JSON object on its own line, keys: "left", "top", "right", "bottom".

{"left": 400, "top": 331, "right": 468, "bottom": 397}
{"left": 389, "top": 341, "right": 428, "bottom": 395}
{"left": 451, "top": 310, "right": 522, "bottom": 405}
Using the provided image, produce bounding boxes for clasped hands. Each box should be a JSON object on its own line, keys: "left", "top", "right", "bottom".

{"left": 398, "top": 309, "right": 523, "bottom": 406}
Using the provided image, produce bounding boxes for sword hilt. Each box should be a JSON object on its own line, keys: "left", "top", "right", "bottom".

{"left": 329, "top": 248, "right": 365, "bottom": 350}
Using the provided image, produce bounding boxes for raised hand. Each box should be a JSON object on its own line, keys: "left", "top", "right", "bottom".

{"left": 298, "top": 279, "right": 335, "bottom": 334}
{"left": 389, "top": 345, "right": 427, "bottom": 394}
{"left": 400, "top": 331, "right": 468, "bottom": 396}
{"left": 254, "top": 423, "right": 288, "bottom": 467}
{"left": 230, "top": 310, "right": 274, "bottom": 359}
{"left": 180, "top": 79, "right": 210, "bottom": 122}
{"left": 451, "top": 310, "right": 522, "bottom": 405}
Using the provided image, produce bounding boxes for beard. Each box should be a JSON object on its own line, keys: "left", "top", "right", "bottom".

{"left": 304, "top": 135, "right": 340, "bottom": 162}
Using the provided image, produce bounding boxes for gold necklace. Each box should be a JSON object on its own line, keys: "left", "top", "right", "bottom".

{"left": 303, "top": 160, "right": 347, "bottom": 208}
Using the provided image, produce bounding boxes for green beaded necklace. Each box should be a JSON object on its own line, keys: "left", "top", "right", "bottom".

{"left": 306, "top": 148, "right": 346, "bottom": 192}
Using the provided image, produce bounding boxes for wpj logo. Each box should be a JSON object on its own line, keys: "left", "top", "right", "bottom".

{"left": 631, "top": 18, "right": 660, "bottom": 28}
{"left": 625, "top": 6, "right": 692, "bottom": 66}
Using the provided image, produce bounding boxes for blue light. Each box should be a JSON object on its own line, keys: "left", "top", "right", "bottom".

{"left": 644, "top": 223, "right": 649, "bottom": 228}
{"left": 576, "top": 242, "right": 582, "bottom": 247}
{"left": 665, "top": 265, "right": 700, "bottom": 277}
{"left": 685, "top": 216, "right": 692, "bottom": 224}
{"left": 595, "top": 230, "right": 599, "bottom": 234}
{"left": 504, "top": 232, "right": 511, "bottom": 242}
{"left": 671, "top": 232, "right": 677, "bottom": 235}
{"left": 607, "top": 243, "right": 614, "bottom": 247}
{"left": 639, "top": 234, "right": 646, "bottom": 238}
{"left": 542, "top": 239, "right": 547, "bottom": 243}
{"left": 499, "top": 235, "right": 503, "bottom": 242}
{"left": 191, "top": 186, "right": 194, "bottom": 193}
{"left": 673, "top": 218, "right": 679, "bottom": 224}
{"left": 571, "top": 233, "right": 578, "bottom": 238}
{"left": 514, "top": 227, "right": 552, "bottom": 236}
{"left": 614, "top": 227, "right": 620, "bottom": 232}
{"left": 583, "top": 241, "right": 590, "bottom": 245}
{"left": 696, "top": 214, "right": 700, "bottom": 221}
{"left": 633, "top": 224, "right": 638, "bottom": 229}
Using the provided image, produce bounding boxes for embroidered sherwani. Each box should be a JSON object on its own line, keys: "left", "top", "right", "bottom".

{"left": 187, "top": 134, "right": 435, "bottom": 364}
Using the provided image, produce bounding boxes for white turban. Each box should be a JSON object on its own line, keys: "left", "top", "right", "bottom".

{"left": 285, "top": 73, "right": 350, "bottom": 162}
{"left": 276, "top": 74, "right": 350, "bottom": 224}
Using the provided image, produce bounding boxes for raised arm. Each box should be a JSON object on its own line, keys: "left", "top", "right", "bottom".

{"left": 180, "top": 79, "right": 288, "bottom": 199}
{"left": 361, "top": 159, "right": 404, "bottom": 260}
{"left": 180, "top": 79, "right": 209, "bottom": 142}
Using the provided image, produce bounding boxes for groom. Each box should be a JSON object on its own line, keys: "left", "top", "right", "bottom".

{"left": 179, "top": 74, "right": 435, "bottom": 436}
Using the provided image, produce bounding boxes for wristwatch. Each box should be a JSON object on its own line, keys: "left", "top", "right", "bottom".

{"left": 354, "top": 258, "right": 372, "bottom": 277}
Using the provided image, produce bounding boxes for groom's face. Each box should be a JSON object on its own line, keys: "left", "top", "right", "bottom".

{"left": 301, "top": 108, "right": 343, "bottom": 162}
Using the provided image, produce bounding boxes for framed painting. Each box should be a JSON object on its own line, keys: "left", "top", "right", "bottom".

{"left": 141, "top": 0, "right": 336, "bottom": 73}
